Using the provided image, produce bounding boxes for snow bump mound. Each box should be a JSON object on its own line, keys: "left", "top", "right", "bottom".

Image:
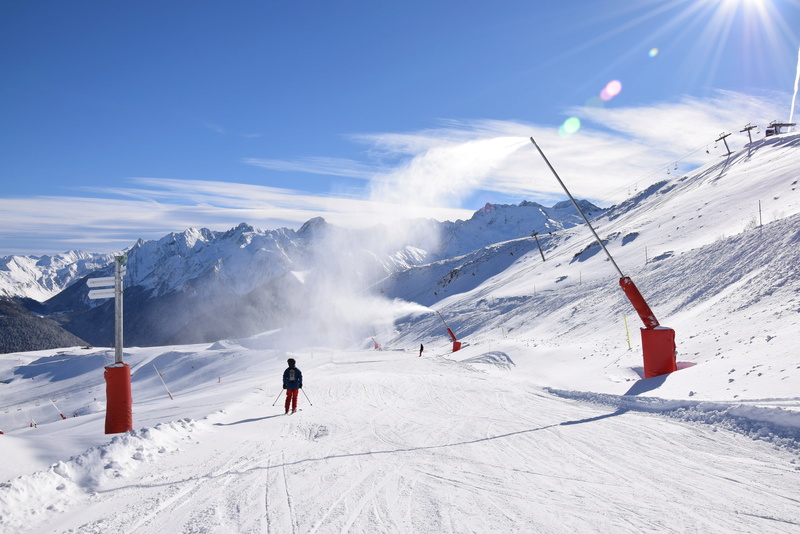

{"left": 460, "top": 351, "right": 515, "bottom": 370}
{"left": 0, "top": 419, "right": 203, "bottom": 533}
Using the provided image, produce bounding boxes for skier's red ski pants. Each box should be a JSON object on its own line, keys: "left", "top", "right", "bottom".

{"left": 285, "top": 389, "right": 299, "bottom": 412}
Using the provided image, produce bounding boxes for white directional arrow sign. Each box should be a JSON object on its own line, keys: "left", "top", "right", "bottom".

{"left": 87, "top": 276, "right": 116, "bottom": 288}
{"left": 88, "top": 288, "right": 116, "bottom": 300}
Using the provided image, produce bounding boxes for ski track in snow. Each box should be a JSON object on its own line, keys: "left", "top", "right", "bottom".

{"left": 3, "top": 352, "right": 800, "bottom": 534}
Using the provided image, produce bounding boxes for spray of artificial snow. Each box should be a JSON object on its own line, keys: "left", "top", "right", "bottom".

{"left": 790, "top": 46, "right": 800, "bottom": 126}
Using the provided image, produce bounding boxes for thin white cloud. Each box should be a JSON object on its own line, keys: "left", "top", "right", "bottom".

{"left": 354, "top": 90, "right": 786, "bottom": 208}
{"left": 0, "top": 184, "right": 473, "bottom": 256}
{"left": 202, "top": 121, "right": 227, "bottom": 135}
{"left": 242, "top": 157, "right": 385, "bottom": 180}
{"left": 575, "top": 90, "right": 786, "bottom": 159}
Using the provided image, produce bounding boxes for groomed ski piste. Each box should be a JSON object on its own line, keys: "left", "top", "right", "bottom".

{"left": 2, "top": 133, "right": 800, "bottom": 533}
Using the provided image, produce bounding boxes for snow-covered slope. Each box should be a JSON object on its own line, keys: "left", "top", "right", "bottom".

{"left": 2, "top": 342, "right": 799, "bottom": 533}
{"left": 383, "top": 132, "right": 800, "bottom": 400}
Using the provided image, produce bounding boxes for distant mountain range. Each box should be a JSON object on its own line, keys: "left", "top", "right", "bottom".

{"left": 0, "top": 251, "right": 116, "bottom": 301}
{"left": 0, "top": 200, "right": 602, "bottom": 353}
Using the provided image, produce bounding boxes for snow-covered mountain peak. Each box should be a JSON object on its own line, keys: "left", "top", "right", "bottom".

{"left": 468, "top": 199, "right": 601, "bottom": 227}
{"left": 297, "top": 216, "right": 329, "bottom": 236}
{"left": 436, "top": 199, "right": 605, "bottom": 258}
{"left": 122, "top": 224, "right": 300, "bottom": 297}
{"left": 152, "top": 227, "right": 215, "bottom": 254}
{"left": 0, "top": 251, "right": 116, "bottom": 301}
{"left": 551, "top": 198, "right": 601, "bottom": 216}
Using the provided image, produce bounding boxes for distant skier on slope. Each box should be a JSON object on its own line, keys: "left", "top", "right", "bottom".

{"left": 419, "top": 343, "right": 424, "bottom": 357}
{"left": 282, "top": 358, "right": 303, "bottom": 414}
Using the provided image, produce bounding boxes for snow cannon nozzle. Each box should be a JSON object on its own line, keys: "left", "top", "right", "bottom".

{"left": 619, "top": 276, "right": 660, "bottom": 329}
{"left": 435, "top": 310, "right": 463, "bottom": 352}
{"left": 446, "top": 328, "right": 458, "bottom": 343}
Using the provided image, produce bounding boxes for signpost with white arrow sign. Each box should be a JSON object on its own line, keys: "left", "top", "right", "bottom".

{"left": 87, "top": 255, "right": 132, "bottom": 434}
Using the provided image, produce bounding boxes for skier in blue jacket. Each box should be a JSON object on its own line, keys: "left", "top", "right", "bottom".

{"left": 283, "top": 358, "right": 303, "bottom": 414}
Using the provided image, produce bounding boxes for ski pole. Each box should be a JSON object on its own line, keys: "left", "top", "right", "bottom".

{"left": 300, "top": 388, "right": 313, "bottom": 406}
{"left": 272, "top": 389, "right": 284, "bottom": 406}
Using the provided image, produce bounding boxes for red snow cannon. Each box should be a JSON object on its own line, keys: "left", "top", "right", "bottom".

{"left": 436, "top": 311, "right": 462, "bottom": 352}
{"left": 447, "top": 328, "right": 462, "bottom": 353}
{"left": 104, "top": 362, "right": 133, "bottom": 434}
{"left": 529, "top": 137, "right": 678, "bottom": 380}
{"left": 619, "top": 277, "right": 676, "bottom": 378}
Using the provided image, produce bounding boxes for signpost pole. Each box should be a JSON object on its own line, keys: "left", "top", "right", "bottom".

{"left": 114, "top": 256, "right": 124, "bottom": 363}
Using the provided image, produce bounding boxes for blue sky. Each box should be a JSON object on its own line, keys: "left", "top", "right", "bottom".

{"left": 1, "top": 0, "right": 799, "bottom": 255}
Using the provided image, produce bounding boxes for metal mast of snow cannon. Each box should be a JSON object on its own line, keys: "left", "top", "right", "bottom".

{"left": 435, "top": 310, "right": 462, "bottom": 352}
{"left": 528, "top": 137, "right": 676, "bottom": 378}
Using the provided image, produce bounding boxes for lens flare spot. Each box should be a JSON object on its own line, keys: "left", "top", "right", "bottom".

{"left": 649, "top": 48, "right": 659, "bottom": 58}
{"left": 559, "top": 117, "right": 581, "bottom": 136}
{"left": 600, "top": 80, "right": 622, "bottom": 101}
{"left": 606, "top": 80, "right": 622, "bottom": 96}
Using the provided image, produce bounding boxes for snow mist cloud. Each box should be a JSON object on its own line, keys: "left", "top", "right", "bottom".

{"left": 265, "top": 222, "right": 439, "bottom": 350}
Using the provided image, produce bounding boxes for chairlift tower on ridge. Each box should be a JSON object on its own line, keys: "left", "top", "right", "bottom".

{"left": 715, "top": 132, "right": 733, "bottom": 156}
{"left": 740, "top": 123, "right": 758, "bottom": 145}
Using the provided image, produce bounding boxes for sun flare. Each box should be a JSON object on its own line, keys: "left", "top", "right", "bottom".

{"left": 654, "top": 0, "right": 798, "bottom": 91}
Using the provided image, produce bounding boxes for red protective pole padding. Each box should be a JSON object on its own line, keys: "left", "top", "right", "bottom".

{"left": 104, "top": 363, "right": 133, "bottom": 434}
{"left": 619, "top": 276, "right": 659, "bottom": 329}
{"left": 452, "top": 341, "right": 462, "bottom": 352}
